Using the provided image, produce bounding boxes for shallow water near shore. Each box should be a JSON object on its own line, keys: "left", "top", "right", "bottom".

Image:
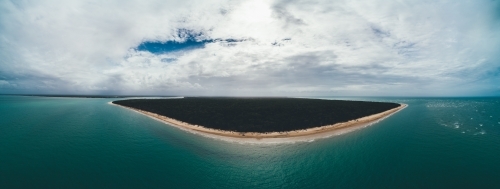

{"left": 1, "top": 96, "right": 500, "bottom": 188}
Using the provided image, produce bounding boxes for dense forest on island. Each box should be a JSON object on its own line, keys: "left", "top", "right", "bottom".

{"left": 113, "top": 97, "right": 400, "bottom": 133}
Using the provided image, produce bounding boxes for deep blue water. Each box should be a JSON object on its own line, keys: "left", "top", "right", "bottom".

{"left": 1, "top": 96, "right": 499, "bottom": 188}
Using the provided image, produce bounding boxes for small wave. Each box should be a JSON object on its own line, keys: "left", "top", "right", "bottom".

{"left": 474, "top": 130, "right": 486, "bottom": 135}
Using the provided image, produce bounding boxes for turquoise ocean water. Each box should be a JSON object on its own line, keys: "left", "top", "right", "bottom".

{"left": 1, "top": 96, "right": 499, "bottom": 188}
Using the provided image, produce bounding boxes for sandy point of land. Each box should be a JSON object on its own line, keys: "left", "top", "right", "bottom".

{"left": 110, "top": 101, "right": 407, "bottom": 143}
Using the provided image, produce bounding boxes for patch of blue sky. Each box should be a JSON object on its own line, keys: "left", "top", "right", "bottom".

{"left": 136, "top": 39, "right": 213, "bottom": 54}
{"left": 136, "top": 28, "right": 247, "bottom": 54}
{"left": 136, "top": 38, "right": 247, "bottom": 54}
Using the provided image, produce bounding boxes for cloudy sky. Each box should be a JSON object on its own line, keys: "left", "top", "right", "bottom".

{"left": 1, "top": 0, "right": 499, "bottom": 96}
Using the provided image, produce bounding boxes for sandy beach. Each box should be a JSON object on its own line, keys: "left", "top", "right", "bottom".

{"left": 110, "top": 101, "right": 407, "bottom": 143}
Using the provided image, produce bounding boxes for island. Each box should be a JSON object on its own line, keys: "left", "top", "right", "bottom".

{"left": 111, "top": 97, "right": 406, "bottom": 140}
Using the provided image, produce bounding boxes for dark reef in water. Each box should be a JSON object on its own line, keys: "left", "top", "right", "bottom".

{"left": 113, "top": 97, "right": 400, "bottom": 133}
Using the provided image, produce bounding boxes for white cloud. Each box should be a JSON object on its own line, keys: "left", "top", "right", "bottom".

{"left": 0, "top": 80, "right": 9, "bottom": 86}
{"left": 0, "top": 0, "right": 499, "bottom": 96}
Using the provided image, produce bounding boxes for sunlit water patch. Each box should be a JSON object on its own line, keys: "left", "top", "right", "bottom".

{"left": 423, "top": 98, "right": 499, "bottom": 136}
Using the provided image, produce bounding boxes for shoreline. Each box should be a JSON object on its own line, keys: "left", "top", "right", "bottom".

{"left": 109, "top": 101, "right": 407, "bottom": 143}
